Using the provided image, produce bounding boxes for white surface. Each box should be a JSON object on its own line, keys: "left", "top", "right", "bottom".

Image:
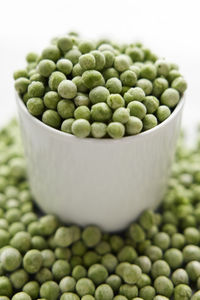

{"left": 16, "top": 93, "right": 184, "bottom": 231}
{"left": 0, "top": 0, "right": 200, "bottom": 139}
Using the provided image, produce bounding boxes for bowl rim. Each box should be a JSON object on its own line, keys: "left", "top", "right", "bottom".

{"left": 16, "top": 91, "right": 185, "bottom": 144}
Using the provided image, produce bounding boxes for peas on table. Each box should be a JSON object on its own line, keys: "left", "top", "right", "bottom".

{"left": 14, "top": 33, "right": 187, "bottom": 138}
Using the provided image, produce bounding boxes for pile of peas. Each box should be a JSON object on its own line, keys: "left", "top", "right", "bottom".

{"left": 1, "top": 120, "right": 200, "bottom": 299}
{"left": 14, "top": 32, "right": 187, "bottom": 139}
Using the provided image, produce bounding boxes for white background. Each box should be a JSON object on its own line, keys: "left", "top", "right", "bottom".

{"left": 0, "top": 0, "right": 199, "bottom": 140}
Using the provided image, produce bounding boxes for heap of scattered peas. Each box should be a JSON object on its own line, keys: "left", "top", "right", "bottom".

{"left": 1, "top": 120, "right": 200, "bottom": 299}
{"left": 13, "top": 32, "right": 187, "bottom": 139}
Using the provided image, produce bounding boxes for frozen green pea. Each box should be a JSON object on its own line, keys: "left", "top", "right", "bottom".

{"left": 172, "top": 77, "right": 187, "bottom": 94}
{"left": 124, "top": 87, "right": 145, "bottom": 104}
{"left": 9, "top": 221, "right": 25, "bottom": 236}
{"left": 71, "top": 241, "right": 87, "bottom": 257}
{"left": 106, "top": 78, "right": 122, "bottom": 94}
{"left": 91, "top": 103, "right": 112, "bottom": 122}
{"left": 57, "top": 99, "right": 75, "bottom": 119}
{"left": 171, "top": 233, "right": 185, "bottom": 249}
{"left": 116, "top": 262, "right": 131, "bottom": 277}
{"left": 10, "top": 231, "right": 31, "bottom": 253}
{"left": 35, "top": 267, "right": 53, "bottom": 283}
{"left": 125, "top": 116, "right": 143, "bottom": 135}
{"left": 91, "top": 122, "right": 107, "bottom": 138}
{"left": 59, "top": 276, "right": 76, "bottom": 293}
{"left": 89, "top": 86, "right": 109, "bottom": 104}
{"left": 1, "top": 247, "right": 22, "bottom": 271}
{"left": 82, "top": 225, "right": 101, "bottom": 247}
{"left": 82, "top": 70, "right": 105, "bottom": 89}
{"left": 41, "top": 249, "right": 55, "bottom": 268}
{"left": 55, "top": 247, "right": 71, "bottom": 260}
{"left": 72, "top": 119, "right": 91, "bottom": 138}
{"left": 10, "top": 268, "right": 29, "bottom": 289}
{"left": 102, "top": 50, "right": 115, "bottom": 68}
{"left": 57, "top": 59, "right": 73, "bottom": 75}
{"left": 91, "top": 50, "right": 105, "bottom": 70}
{"left": 186, "top": 260, "right": 200, "bottom": 281}
{"left": 39, "top": 215, "right": 58, "bottom": 236}
{"left": 143, "top": 96, "right": 159, "bottom": 114}
{"left": 122, "top": 264, "right": 142, "bottom": 284}
{"left": 153, "top": 77, "right": 168, "bottom": 97}
{"left": 113, "top": 296, "right": 127, "bottom": 300}
{"left": 27, "top": 97, "right": 44, "bottom": 116}
{"left": 151, "top": 260, "right": 170, "bottom": 279}
{"left": 37, "top": 59, "right": 56, "bottom": 77}
{"left": 95, "top": 241, "right": 111, "bottom": 255}
{"left": 167, "top": 70, "right": 181, "bottom": 83}
{"left": 103, "top": 68, "right": 119, "bottom": 80}
{"left": 79, "top": 54, "right": 96, "bottom": 70}
{"left": 101, "top": 253, "right": 118, "bottom": 272}
{"left": 106, "top": 275, "right": 122, "bottom": 292}
{"left": 74, "top": 93, "right": 90, "bottom": 106}
{"left": 126, "top": 46, "right": 144, "bottom": 62}
{"left": 61, "top": 118, "right": 75, "bottom": 134}
{"left": 153, "top": 232, "right": 170, "bottom": 250}
{"left": 72, "top": 265, "right": 87, "bottom": 280}
{"left": 155, "top": 60, "right": 170, "bottom": 77}
{"left": 107, "top": 122, "right": 125, "bottom": 139}
{"left": 12, "top": 292, "right": 31, "bottom": 300}
{"left": 136, "top": 79, "right": 153, "bottom": 95}
{"left": 161, "top": 88, "right": 180, "bottom": 108}
{"left": 40, "top": 281, "right": 60, "bottom": 300}
{"left": 164, "top": 248, "right": 183, "bottom": 269}
{"left": 139, "top": 285, "right": 155, "bottom": 300}
{"left": 72, "top": 64, "right": 84, "bottom": 77}
{"left": 114, "top": 55, "right": 131, "bottom": 72}
{"left": 120, "top": 70, "right": 137, "bottom": 86}
{"left": 171, "top": 268, "right": 189, "bottom": 285}
{"left": 88, "top": 264, "right": 108, "bottom": 284}
{"left": 0, "top": 276, "right": 13, "bottom": 297}
{"left": 78, "top": 40, "right": 95, "bottom": 53}
{"left": 52, "top": 259, "right": 71, "bottom": 280}
{"left": 127, "top": 101, "right": 146, "bottom": 119}
{"left": 74, "top": 106, "right": 90, "bottom": 121}
{"left": 31, "top": 235, "right": 47, "bottom": 250}
{"left": 135, "top": 256, "right": 151, "bottom": 274}
{"left": 140, "top": 64, "right": 157, "bottom": 81}
{"left": 119, "top": 284, "right": 138, "bottom": 299}
{"left": 113, "top": 108, "right": 130, "bottom": 124}
{"left": 42, "top": 110, "right": 61, "bottom": 129}
{"left": 156, "top": 106, "right": 171, "bottom": 122}
{"left": 54, "top": 227, "right": 73, "bottom": 247}
{"left": 154, "top": 276, "right": 173, "bottom": 298}
{"left": 65, "top": 48, "right": 82, "bottom": 65}
{"left": 23, "top": 249, "right": 43, "bottom": 274}
{"left": 76, "top": 278, "right": 95, "bottom": 296}
{"left": 140, "top": 211, "right": 156, "bottom": 229}
{"left": 83, "top": 251, "right": 100, "bottom": 267}
{"left": 173, "top": 284, "right": 192, "bottom": 300}
{"left": 42, "top": 45, "right": 60, "bottom": 62}
{"left": 14, "top": 78, "right": 30, "bottom": 94}
{"left": 95, "top": 284, "right": 114, "bottom": 300}
{"left": 30, "top": 73, "right": 46, "bottom": 84}
{"left": 49, "top": 71, "right": 66, "bottom": 91}
{"left": 61, "top": 293, "right": 80, "bottom": 300}
{"left": 0, "top": 219, "right": 8, "bottom": 230}
{"left": 184, "top": 227, "right": 199, "bottom": 245}
{"left": 23, "top": 281, "right": 40, "bottom": 299}
{"left": 129, "top": 223, "right": 145, "bottom": 243}
{"left": 28, "top": 81, "right": 45, "bottom": 98}
{"left": 143, "top": 114, "right": 158, "bottom": 131}
{"left": 145, "top": 245, "right": 162, "bottom": 262}
{"left": 58, "top": 80, "right": 77, "bottom": 99}
{"left": 191, "top": 291, "right": 200, "bottom": 300}
{"left": 107, "top": 94, "right": 124, "bottom": 109}
{"left": 13, "top": 69, "right": 28, "bottom": 80}
{"left": 57, "top": 36, "right": 73, "bottom": 52}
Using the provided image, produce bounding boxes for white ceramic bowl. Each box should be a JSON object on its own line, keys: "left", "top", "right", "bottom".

{"left": 16, "top": 93, "right": 185, "bottom": 232}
